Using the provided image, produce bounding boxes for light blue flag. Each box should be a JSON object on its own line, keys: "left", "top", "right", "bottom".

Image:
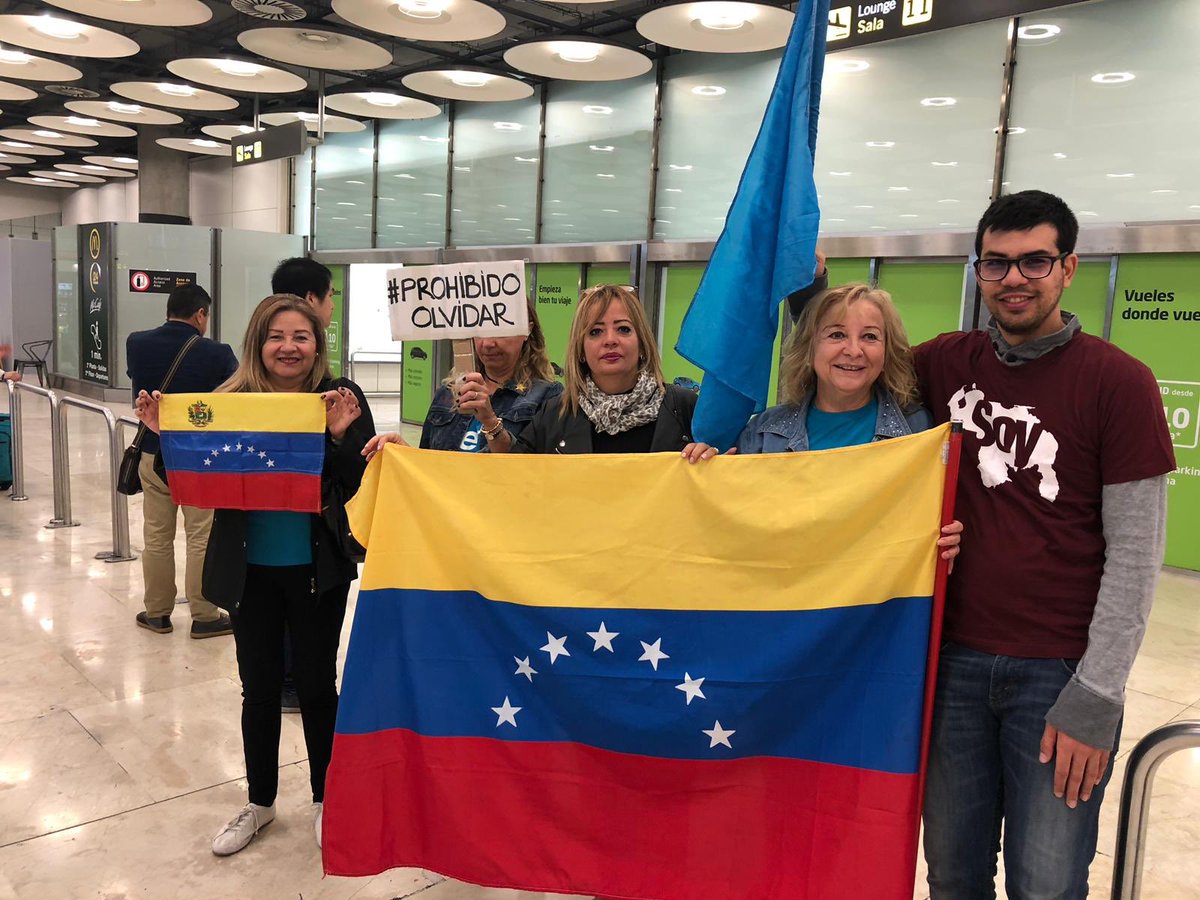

{"left": 675, "top": 0, "right": 830, "bottom": 450}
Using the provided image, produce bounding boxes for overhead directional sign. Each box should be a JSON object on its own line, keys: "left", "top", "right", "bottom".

{"left": 230, "top": 120, "right": 307, "bottom": 168}
{"left": 827, "top": 0, "right": 1079, "bottom": 50}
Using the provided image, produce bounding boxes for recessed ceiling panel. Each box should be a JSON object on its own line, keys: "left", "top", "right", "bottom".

{"left": 0, "top": 152, "right": 35, "bottom": 164}
{"left": 0, "top": 14, "right": 140, "bottom": 58}
{"left": 42, "top": 0, "right": 213, "bottom": 27}
{"left": 8, "top": 175, "right": 75, "bottom": 187}
{"left": 201, "top": 123, "right": 257, "bottom": 141}
{"left": 65, "top": 99, "right": 183, "bottom": 126}
{"left": 504, "top": 40, "right": 652, "bottom": 81}
{"left": 637, "top": 3, "right": 793, "bottom": 53}
{"left": 402, "top": 70, "right": 533, "bottom": 102}
{"left": 83, "top": 155, "right": 138, "bottom": 169}
{"left": 332, "top": 0, "right": 505, "bottom": 42}
{"left": 167, "top": 58, "right": 307, "bottom": 93}
{"left": 237, "top": 27, "right": 392, "bottom": 70}
{"left": 324, "top": 91, "right": 442, "bottom": 119}
{"left": 111, "top": 81, "right": 239, "bottom": 111}
{"left": 0, "top": 50, "right": 82, "bottom": 82}
{"left": 0, "top": 126, "right": 96, "bottom": 147}
{"left": 258, "top": 110, "right": 367, "bottom": 132}
{"left": 33, "top": 169, "right": 105, "bottom": 183}
{"left": 0, "top": 140, "right": 63, "bottom": 157}
{"left": 28, "top": 114, "right": 137, "bottom": 138}
{"left": 157, "top": 136, "right": 232, "bottom": 156}
{"left": 0, "top": 80, "right": 36, "bottom": 101}
{"left": 57, "top": 162, "right": 136, "bottom": 178}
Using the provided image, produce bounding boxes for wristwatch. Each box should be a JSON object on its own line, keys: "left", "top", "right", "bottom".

{"left": 482, "top": 417, "right": 505, "bottom": 441}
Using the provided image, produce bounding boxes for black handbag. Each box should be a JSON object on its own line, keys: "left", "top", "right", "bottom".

{"left": 117, "top": 335, "right": 201, "bottom": 496}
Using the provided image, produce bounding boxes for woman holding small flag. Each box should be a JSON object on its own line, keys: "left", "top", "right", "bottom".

{"left": 136, "top": 293, "right": 374, "bottom": 858}
{"left": 683, "top": 282, "right": 962, "bottom": 559}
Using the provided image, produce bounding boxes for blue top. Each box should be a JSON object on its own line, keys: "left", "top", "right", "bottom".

{"left": 420, "top": 378, "right": 563, "bottom": 452}
{"left": 805, "top": 397, "right": 878, "bottom": 450}
{"left": 458, "top": 419, "right": 486, "bottom": 453}
{"left": 245, "top": 511, "right": 313, "bottom": 567}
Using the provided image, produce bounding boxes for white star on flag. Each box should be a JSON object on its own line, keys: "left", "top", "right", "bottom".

{"left": 222, "top": 444, "right": 231, "bottom": 452}
{"left": 675, "top": 673, "right": 706, "bottom": 705}
{"left": 514, "top": 656, "right": 538, "bottom": 681}
{"left": 211, "top": 449, "right": 220, "bottom": 457}
{"left": 491, "top": 696, "right": 521, "bottom": 727}
{"left": 540, "top": 632, "right": 570, "bottom": 664}
{"left": 258, "top": 451, "right": 267, "bottom": 459}
{"left": 266, "top": 459, "right": 275, "bottom": 468}
{"left": 203, "top": 458, "right": 212, "bottom": 466}
{"left": 703, "top": 721, "right": 735, "bottom": 749}
{"left": 247, "top": 445, "right": 255, "bottom": 453}
{"left": 639, "top": 638, "right": 669, "bottom": 671}
{"left": 235, "top": 443, "right": 242, "bottom": 450}
{"left": 587, "top": 622, "right": 619, "bottom": 652}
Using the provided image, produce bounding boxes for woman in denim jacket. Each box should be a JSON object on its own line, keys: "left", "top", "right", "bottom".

{"left": 418, "top": 296, "right": 562, "bottom": 454}
{"left": 685, "top": 282, "right": 962, "bottom": 556}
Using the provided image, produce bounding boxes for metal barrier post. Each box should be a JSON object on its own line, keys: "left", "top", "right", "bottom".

{"left": 1111, "top": 720, "right": 1200, "bottom": 900}
{"left": 56, "top": 397, "right": 135, "bottom": 561}
{"left": 5, "top": 379, "right": 27, "bottom": 501}
{"left": 8, "top": 380, "right": 65, "bottom": 513}
{"left": 46, "top": 386, "right": 77, "bottom": 528}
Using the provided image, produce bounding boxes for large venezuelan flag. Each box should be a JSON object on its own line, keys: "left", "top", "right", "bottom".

{"left": 324, "top": 424, "right": 956, "bottom": 899}
{"left": 159, "top": 393, "right": 324, "bottom": 513}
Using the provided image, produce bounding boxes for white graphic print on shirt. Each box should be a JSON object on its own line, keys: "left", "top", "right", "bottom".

{"left": 949, "top": 384, "right": 1061, "bottom": 502}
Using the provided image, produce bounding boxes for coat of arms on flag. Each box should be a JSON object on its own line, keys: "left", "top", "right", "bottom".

{"left": 322, "top": 424, "right": 956, "bottom": 900}
{"left": 158, "top": 393, "right": 325, "bottom": 513}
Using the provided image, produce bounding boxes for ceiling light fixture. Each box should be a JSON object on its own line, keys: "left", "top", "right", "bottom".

{"left": 53, "top": 172, "right": 86, "bottom": 178}
{"left": 65, "top": 116, "right": 101, "bottom": 127}
{"left": 1018, "top": 24, "right": 1061, "bottom": 40}
{"left": 33, "top": 130, "right": 62, "bottom": 138}
{"left": 2, "top": 141, "right": 32, "bottom": 148}
{"left": 1091, "top": 71, "right": 1135, "bottom": 84}
{"left": 190, "top": 138, "right": 220, "bottom": 147}
{"left": 0, "top": 49, "right": 32, "bottom": 64}
{"left": 108, "top": 101, "right": 142, "bottom": 115}
{"left": 692, "top": 85, "right": 726, "bottom": 96}
{"left": 81, "top": 165, "right": 106, "bottom": 171}
{"left": 1106, "top": 172, "right": 1135, "bottom": 178}
{"left": 296, "top": 112, "right": 320, "bottom": 122}
{"left": 921, "top": 97, "right": 957, "bottom": 107}
{"left": 888, "top": 186, "right": 910, "bottom": 192}
{"left": 828, "top": 58, "right": 869, "bottom": 74}
{"left": 590, "top": 145, "right": 615, "bottom": 152}
{"left": 1053, "top": 152, "right": 1067, "bottom": 159}
{"left": 552, "top": 42, "right": 602, "bottom": 64}
{"left": 300, "top": 32, "right": 331, "bottom": 43}
{"left": 32, "top": 17, "right": 87, "bottom": 40}
{"left": 669, "top": 163, "right": 694, "bottom": 171}
{"left": 931, "top": 161, "right": 958, "bottom": 167}
{"left": 582, "top": 105, "right": 613, "bottom": 116}
{"left": 866, "top": 141, "right": 895, "bottom": 148}
{"left": 596, "top": 173, "right": 615, "bottom": 178}
{"left": 828, "top": 171, "right": 852, "bottom": 176}
{"left": 362, "top": 92, "right": 402, "bottom": 107}
{"left": 493, "top": 121, "right": 521, "bottom": 131}
{"left": 514, "top": 156, "right": 538, "bottom": 163}
{"left": 158, "top": 83, "right": 197, "bottom": 97}
{"left": 1151, "top": 189, "right": 1177, "bottom": 194}
{"left": 216, "top": 60, "right": 264, "bottom": 78}
{"left": 113, "top": 157, "right": 136, "bottom": 164}
{"left": 696, "top": 2, "right": 752, "bottom": 31}
{"left": 395, "top": 0, "right": 451, "bottom": 19}
{"left": 447, "top": 71, "right": 492, "bottom": 88}
{"left": 418, "top": 135, "right": 447, "bottom": 143}
{"left": 33, "top": 177, "right": 56, "bottom": 183}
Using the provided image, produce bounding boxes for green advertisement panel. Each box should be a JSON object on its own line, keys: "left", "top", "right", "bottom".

{"left": 660, "top": 265, "right": 705, "bottom": 391}
{"left": 1109, "top": 254, "right": 1200, "bottom": 571}
{"left": 825, "top": 258, "right": 872, "bottom": 291}
{"left": 535, "top": 263, "right": 581, "bottom": 380}
{"left": 585, "top": 263, "right": 632, "bottom": 289}
{"left": 1063, "top": 260, "right": 1110, "bottom": 338}
{"left": 401, "top": 340, "right": 434, "bottom": 425}
{"left": 326, "top": 265, "right": 346, "bottom": 378}
{"left": 876, "top": 262, "right": 965, "bottom": 346}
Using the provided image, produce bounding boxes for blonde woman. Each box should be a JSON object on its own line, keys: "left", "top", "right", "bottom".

{"left": 506, "top": 284, "right": 696, "bottom": 454}
{"left": 136, "top": 294, "right": 373, "bottom": 858}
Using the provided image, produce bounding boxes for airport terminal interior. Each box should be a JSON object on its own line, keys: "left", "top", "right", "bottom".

{"left": 1, "top": 0, "right": 1199, "bottom": 897}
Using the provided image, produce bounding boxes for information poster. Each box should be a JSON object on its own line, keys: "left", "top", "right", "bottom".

{"left": 1109, "top": 253, "right": 1200, "bottom": 571}
{"left": 534, "top": 263, "right": 582, "bottom": 382}
{"left": 327, "top": 265, "right": 346, "bottom": 377}
{"left": 402, "top": 340, "right": 434, "bottom": 425}
{"left": 79, "top": 223, "right": 114, "bottom": 385}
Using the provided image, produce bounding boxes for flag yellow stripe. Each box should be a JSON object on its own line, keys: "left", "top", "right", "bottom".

{"left": 160, "top": 393, "right": 325, "bottom": 434}
{"left": 349, "top": 424, "right": 950, "bottom": 613}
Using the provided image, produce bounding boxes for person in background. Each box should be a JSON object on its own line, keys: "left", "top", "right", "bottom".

{"left": 136, "top": 293, "right": 373, "bottom": 858}
{"left": 126, "top": 284, "right": 238, "bottom": 638}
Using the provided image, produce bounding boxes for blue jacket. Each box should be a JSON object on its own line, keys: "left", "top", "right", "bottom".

{"left": 127, "top": 320, "right": 238, "bottom": 453}
{"left": 734, "top": 385, "right": 932, "bottom": 454}
{"left": 420, "top": 378, "right": 564, "bottom": 452}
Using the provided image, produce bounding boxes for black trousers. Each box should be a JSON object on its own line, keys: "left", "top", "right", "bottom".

{"left": 231, "top": 564, "right": 349, "bottom": 806}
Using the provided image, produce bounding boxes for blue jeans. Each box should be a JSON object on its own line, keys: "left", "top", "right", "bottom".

{"left": 923, "top": 643, "right": 1120, "bottom": 900}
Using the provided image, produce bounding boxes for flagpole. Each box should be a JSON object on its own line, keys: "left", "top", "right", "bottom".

{"left": 915, "top": 422, "right": 963, "bottom": 841}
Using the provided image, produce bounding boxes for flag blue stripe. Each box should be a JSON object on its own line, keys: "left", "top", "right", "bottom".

{"left": 160, "top": 430, "right": 324, "bottom": 475}
{"left": 675, "top": 0, "right": 831, "bottom": 449}
{"left": 335, "top": 587, "right": 930, "bottom": 774}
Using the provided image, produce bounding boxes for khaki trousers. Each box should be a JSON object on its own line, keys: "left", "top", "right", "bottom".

{"left": 139, "top": 451, "right": 221, "bottom": 622}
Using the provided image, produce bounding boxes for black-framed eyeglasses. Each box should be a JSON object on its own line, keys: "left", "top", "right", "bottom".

{"left": 973, "top": 252, "right": 1069, "bottom": 282}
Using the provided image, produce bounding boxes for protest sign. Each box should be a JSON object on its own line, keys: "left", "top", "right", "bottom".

{"left": 386, "top": 260, "right": 528, "bottom": 342}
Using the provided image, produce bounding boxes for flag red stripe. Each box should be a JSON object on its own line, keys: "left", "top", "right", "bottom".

{"left": 166, "top": 470, "right": 320, "bottom": 513}
{"left": 323, "top": 729, "right": 920, "bottom": 899}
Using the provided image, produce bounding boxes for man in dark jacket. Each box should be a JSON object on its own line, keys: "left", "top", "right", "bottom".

{"left": 127, "top": 284, "right": 238, "bottom": 638}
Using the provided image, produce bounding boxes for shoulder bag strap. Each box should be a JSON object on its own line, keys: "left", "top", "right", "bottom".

{"left": 130, "top": 334, "right": 203, "bottom": 453}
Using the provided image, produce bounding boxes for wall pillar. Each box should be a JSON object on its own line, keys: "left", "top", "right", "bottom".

{"left": 137, "top": 126, "right": 190, "bottom": 224}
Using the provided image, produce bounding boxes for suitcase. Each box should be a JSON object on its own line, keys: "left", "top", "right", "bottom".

{"left": 0, "top": 412, "right": 12, "bottom": 491}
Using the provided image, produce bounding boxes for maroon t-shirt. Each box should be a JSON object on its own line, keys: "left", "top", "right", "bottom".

{"left": 915, "top": 330, "right": 1176, "bottom": 658}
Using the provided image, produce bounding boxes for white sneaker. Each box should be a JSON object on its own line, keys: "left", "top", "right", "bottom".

{"left": 314, "top": 801, "right": 323, "bottom": 849}
{"left": 211, "top": 803, "right": 276, "bottom": 857}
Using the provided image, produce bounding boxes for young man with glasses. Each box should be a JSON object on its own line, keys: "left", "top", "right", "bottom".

{"left": 915, "top": 190, "right": 1175, "bottom": 897}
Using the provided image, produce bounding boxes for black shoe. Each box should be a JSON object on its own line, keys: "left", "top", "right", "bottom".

{"left": 281, "top": 686, "right": 301, "bottom": 714}
{"left": 136, "top": 612, "right": 173, "bottom": 634}
{"left": 190, "top": 614, "right": 233, "bottom": 640}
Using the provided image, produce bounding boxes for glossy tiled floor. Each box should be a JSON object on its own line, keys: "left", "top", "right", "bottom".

{"left": 1, "top": 390, "right": 1197, "bottom": 900}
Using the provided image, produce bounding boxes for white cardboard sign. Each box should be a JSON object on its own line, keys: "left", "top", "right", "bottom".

{"left": 386, "top": 260, "right": 528, "bottom": 341}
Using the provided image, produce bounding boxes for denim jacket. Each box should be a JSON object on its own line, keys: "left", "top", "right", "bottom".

{"left": 734, "top": 385, "right": 932, "bottom": 454}
{"left": 420, "top": 378, "right": 564, "bottom": 452}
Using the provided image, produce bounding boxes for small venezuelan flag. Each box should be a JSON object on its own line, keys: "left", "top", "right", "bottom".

{"left": 323, "top": 425, "right": 954, "bottom": 900}
{"left": 159, "top": 393, "right": 325, "bottom": 513}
